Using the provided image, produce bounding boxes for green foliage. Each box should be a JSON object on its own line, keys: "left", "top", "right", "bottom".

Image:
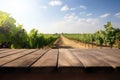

{"left": 117, "top": 43, "right": 120, "bottom": 49}
{"left": 10, "top": 44, "right": 15, "bottom": 49}
{"left": 27, "top": 29, "right": 58, "bottom": 49}
{"left": 104, "top": 22, "right": 116, "bottom": 48}
{"left": 0, "top": 11, "right": 15, "bottom": 43}
{"left": 63, "top": 22, "right": 120, "bottom": 49}
{"left": 94, "top": 30, "right": 104, "bottom": 48}
{"left": 0, "top": 11, "right": 59, "bottom": 49}
{"left": 63, "top": 33, "right": 94, "bottom": 44}
{"left": 28, "top": 29, "right": 38, "bottom": 48}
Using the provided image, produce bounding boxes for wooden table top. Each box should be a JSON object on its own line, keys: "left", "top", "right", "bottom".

{"left": 0, "top": 48, "right": 120, "bottom": 73}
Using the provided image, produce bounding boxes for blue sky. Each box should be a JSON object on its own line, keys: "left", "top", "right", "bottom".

{"left": 0, "top": 0, "right": 120, "bottom": 33}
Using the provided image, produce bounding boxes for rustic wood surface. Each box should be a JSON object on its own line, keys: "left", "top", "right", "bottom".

{"left": 0, "top": 49, "right": 120, "bottom": 73}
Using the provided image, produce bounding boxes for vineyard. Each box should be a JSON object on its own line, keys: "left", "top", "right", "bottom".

{"left": 0, "top": 11, "right": 59, "bottom": 49}
{"left": 0, "top": 10, "right": 120, "bottom": 49}
{"left": 63, "top": 22, "right": 120, "bottom": 49}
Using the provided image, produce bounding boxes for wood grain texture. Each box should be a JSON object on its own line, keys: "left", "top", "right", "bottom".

{"left": 69, "top": 49, "right": 110, "bottom": 67}
{"left": 3, "top": 49, "right": 47, "bottom": 67}
{"left": 92, "top": 49, "right": 120, "bottom": 68}
{"left": 0, "top": 49, "right": 37, "bottom": 66}
{"left": 32, "top": 49, "right": 58, "bottom": 67}
{"left": 0, "top": 49, "right": 17, "bottom": 53}
{"left": 59, "top": 49, "right": 83, "bottom": 67}
{"left": 0, "top": 49, "right": 119, "bottom": 69}
{"left": 0, "top": 49, "right": 26, "bottom": 58}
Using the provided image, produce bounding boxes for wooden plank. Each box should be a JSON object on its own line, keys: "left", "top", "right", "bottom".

{"left": 84, "top": 49, "right": 112, "bottom": 66}
{"left": 98, "top": 49, "right": 120, "bottom": 58}
{"left": 0, "top": 49, "right": 5, "bottom": 51}
{"left": 0, "top": 49, "right": 37, "bottom": 66}
{"left": 0, "top": 49, "right": 26, "bottom": 58}
{"left": 0, "top": 49, "right": 16, "bottom": 53}
{"left": 69, "top": 49, "right": 110, "bottom": 67}
{"left": 32, "top": 49, "right": 58, "bottom": 67}
{"left": 58, "top": 49, "right": 83, "bottom": 67}
{"left": 91, "top": 49, "right": 120, "bottom": 68}
{"left": 3, "top": 49, "right": 48, "bottom": 67}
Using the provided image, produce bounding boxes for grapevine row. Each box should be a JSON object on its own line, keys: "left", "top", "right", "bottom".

{"left": 0, "top": 11, "right": 59, "bottom": 49}
{"left": 63, "top": 22, "right": 120, "bottom": 49}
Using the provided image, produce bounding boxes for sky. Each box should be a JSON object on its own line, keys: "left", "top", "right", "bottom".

{"left": 0, "top": 0, "right": 120, "bottom": 33}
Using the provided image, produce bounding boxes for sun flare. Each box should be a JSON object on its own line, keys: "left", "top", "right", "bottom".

{"left": 9, "top": 0, "right": 28, "bottom": 14}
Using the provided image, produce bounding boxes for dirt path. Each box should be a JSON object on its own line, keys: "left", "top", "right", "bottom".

{"left": 53, "top": 35, "right": 116, "bottom": 49}
{"left": 54, "top": 35, "right": 86, "bottom": 49}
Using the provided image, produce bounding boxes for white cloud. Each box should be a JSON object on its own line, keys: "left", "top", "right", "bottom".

{"left": 49, "top": 0, "right": 62, "bottom": 6}
{"left": 80, "top": 5, "right": 87, "bottom": 9}
{"left": 78, "top": 18, "right": 99, "bottom": 25}
{"left": 86, "top": 13, "right": 92, "bottom": 16}
{"left": 70, "top": 8, "right": 76, "bottom": 11}
{"left": 79, "top": 12, "right": 86, "bottom": 15}
{"left": 115, "top": 12, "right": 120, "bottom": 18}
{"left": 100, "top": 13, "right": 110, "bottom": 18}
{"left": 64, "top": 13, "right": 78, "bottom": 22}
{"left": 63, "top": 13, "right": 99, "bottom": 25}
{"left": 39, "top": 6, "right": 48, "bottom": 10}
{"left": 79, "top": 12, "right": 92, "bottom": 16}
{"left": 52, "top": 14, "right": 100, "bottom": 33}
{"left": 61, "top": 5, "right": 69, "bottom": 11}
{"left": 61, "top": 6, "right": 75, "bottom": 11}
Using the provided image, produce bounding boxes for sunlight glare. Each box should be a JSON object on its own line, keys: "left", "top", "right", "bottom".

{"left": 10, "top": 0, "right": 28, "bottom": 14}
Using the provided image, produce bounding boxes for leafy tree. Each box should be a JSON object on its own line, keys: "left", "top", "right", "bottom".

{"left": 115, "top": 28, "right": 120, "bottom": 40}
{"left": 11, "top": 24, "right": 29, "bottom": 48}
{"left": 114, "top": 28, "right": 120, "bottom": 48}
{"left": 0, "top": 11, "right": 59, "bottom": 49}
{"left": 94, "top": 31, "right": 104, "bottom": 48}
{"left": 28, "top": 29, "right": 39, "bottom": 48}
{"left": 36, "top": 34, "right": 45, "bottom": 48}
{"left": 104, "top": 22, "right": 116, "bottom": 48}
{"left": 0, "top": 11, "right": 16, "bottom": 48}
